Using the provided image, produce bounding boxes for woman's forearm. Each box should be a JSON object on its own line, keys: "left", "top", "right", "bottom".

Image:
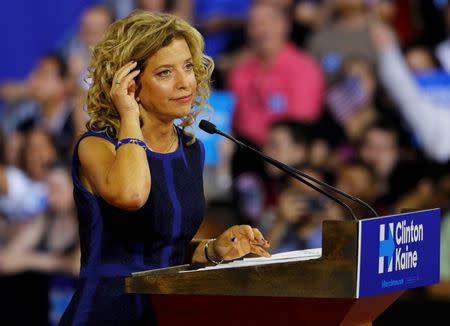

{"left": 105, "top": 117, "right": 151, "bottom": 209}
{"left": 191, "top": 239, "right": 221, "bottom": 264}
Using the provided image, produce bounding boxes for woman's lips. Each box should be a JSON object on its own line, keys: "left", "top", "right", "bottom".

{"left": 173, "top": 95, "right": 192, "bottom": 103}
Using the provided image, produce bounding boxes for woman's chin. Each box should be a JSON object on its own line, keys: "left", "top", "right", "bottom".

{"left": 174, "top": 104, "right": 193, "bottom": 118}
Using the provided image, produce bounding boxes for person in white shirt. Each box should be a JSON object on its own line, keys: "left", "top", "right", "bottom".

{"left": 371, "top": 22, "right": 450, "bottom": 162}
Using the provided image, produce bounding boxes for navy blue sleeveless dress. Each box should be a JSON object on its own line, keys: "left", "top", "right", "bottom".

{"left": 59, "top": 127, "right": 205, "bottom": 325}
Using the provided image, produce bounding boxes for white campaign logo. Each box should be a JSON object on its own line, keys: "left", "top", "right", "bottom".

{"left": 378, "top": 220, "right": 423, "bottom": 274}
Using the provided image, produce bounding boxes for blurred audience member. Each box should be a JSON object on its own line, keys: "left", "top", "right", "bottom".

{"left": 335, "top": 160, "right": 378, "bottom": 218}
{"left": 405, "top": 45, "right": 439, "bottom": 72}
{"left": 66, "top": 5, "right": 112, "bottom": 130}
{"left": 0, "top": 54, "right": 77, "bottom": 159}
{"left": 66, "top": 5, "right": 113, "bottom": 91}
{"left": 229, "top": 2, "right": 323, "bottom": 180}
{"left": 359, "top": 119, "right": 398, "bottom": 180}
{"left": 292, "top": 0, "right": 324, "bottom": 47}
{"left": 0, "top": 161, "right": 79, "bottom": 325}
{"left": 2, "top": 130, "right": 24, "bottom": 168}
{"left": 326, "top": 56, "right": 378, "bottom": 147}
{"left": 66, "top": 5, "right": 113, "bottom": 141}
{"left": 22, "top": 129, "right": 57, "bottom": 183}
{"left": 0, "top": 130, "right": 68, "bottom": 325}
{"left": 0, "top": 128, "right": 54, "bottom": 226}
{"left": 234, "top": 120, "right": 312, "bottom": 224}
{"left": 312, "top": 52, "right": 407, "bottom": 176}
{"left": 0, "top": 162, "right": 79, "bottom": 276}
{"left": 0, "top": 133, "right": 27, "bottom": 243}
{"left": 11, "top": 128, "right": 57, "bottom": 221}
{"left": 294, "top": 0, "right": 394, "bottom": 46}
{"left": 373, "top": 0, "right": 396, "bottom": 23}
{"left": 307, "top": 0, "right": 380, "bottom": 80}
{"left": 265, "top": 164, "right": 342, "bottom": 253}
{"left": 358, "top": 119, "right": 400, "bottom": 212}
{"left": 263, "top": 120, "right": 311, "bottom": 179}
{"left": 372, "top": 22, "right": 450, "bottom": 162}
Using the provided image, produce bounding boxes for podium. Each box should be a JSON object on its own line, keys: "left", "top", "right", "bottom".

{"left": 125, "top": 209, "right": 440, "bottom": 325}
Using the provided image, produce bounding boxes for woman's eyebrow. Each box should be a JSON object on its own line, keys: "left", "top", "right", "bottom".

{"left": 153, "top": 57, "right": 193, "bottom": 70}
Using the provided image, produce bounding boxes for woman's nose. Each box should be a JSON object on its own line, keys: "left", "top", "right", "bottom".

{"left": 175, "top": 70, "right": 189, "bottom": 89}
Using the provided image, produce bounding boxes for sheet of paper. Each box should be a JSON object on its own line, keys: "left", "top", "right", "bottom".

{"left": 179, "top": 248, "right": 322, "bottom": 273}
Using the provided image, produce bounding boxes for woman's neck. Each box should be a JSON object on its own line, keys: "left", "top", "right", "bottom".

{"left": 140, "top": 117, "right": 177, "bottom": 153}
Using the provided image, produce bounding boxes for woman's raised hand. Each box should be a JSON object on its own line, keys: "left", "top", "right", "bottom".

{"left": 213, "top": 225, "right": 270, "bottom": 261}
{"left": 109, "top": 61, "right": 141, "bottom": 119}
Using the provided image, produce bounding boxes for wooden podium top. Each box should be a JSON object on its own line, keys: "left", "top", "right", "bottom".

{"left": 125, "top": 220, "right": 359, "bottom": 298}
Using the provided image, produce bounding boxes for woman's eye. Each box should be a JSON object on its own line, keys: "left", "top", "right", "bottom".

{"left": 157, "top": 70, "right": 171, "bottom": 77}
{"left": 185, "top": 63, "right": 194, "bottom": 71}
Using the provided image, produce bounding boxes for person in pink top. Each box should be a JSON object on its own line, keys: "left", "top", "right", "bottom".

{"left": 228, "top": 1, "right": 324, "bottom": 148}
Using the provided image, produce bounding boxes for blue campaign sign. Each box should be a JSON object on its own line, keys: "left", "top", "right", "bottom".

{"left": 415, "top": 70, "right": 450, "bottom": 108}
{"left": 357, "top": 209, "right": 440, "bottom": 298}
{"left": 193, "top": 90, "right": 235, "bottom": 166}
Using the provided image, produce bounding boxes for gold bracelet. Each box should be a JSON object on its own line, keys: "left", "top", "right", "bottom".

{"left": 204, "top": 239, "right": 223, "bottom": 265}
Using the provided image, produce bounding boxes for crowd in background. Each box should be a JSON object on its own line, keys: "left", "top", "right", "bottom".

{"left": 1, "top": 0, "right": 450, "bottom": 324}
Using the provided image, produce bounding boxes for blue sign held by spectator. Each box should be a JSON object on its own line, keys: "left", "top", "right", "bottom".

{"left": 415, "top": 70, "right": 450, "bottom": 108}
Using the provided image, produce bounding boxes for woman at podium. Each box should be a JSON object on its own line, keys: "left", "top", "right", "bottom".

{"left": 59, "top": 10, "right": 270, "bottom": 325}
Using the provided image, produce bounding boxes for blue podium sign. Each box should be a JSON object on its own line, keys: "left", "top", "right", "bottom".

{"left": 357, "top": 209, "right": 440, "bottom": 298}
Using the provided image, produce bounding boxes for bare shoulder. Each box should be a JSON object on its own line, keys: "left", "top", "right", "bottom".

{"left": 77, "top": 136, "right": 116, "bottom": 193}
{"left": 78, "top": 136, "right": 116, "bottom": 166}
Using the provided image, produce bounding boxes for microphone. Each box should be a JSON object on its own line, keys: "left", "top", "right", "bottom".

{"left": 199, "top": 120, "right": 379, "bottom": 221}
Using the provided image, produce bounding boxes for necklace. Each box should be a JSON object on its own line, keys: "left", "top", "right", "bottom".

{"left": 147, "top": 126, "right": 177, "bottom": 153}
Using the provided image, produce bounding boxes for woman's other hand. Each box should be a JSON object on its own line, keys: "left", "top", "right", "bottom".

{"left": 110, "top": 61, "right": 141, "bottom": 119}
{"left": 213, "top": 225, "right": 270, "bottom": 261}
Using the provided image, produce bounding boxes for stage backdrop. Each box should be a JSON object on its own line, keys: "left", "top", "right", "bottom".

{"left": 0, "top": 0, "right": 99, "bottom": 81}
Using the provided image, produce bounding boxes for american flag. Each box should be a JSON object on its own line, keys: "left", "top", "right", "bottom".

{"left": 326, "top": 76, "right": 369, "bottom": 123}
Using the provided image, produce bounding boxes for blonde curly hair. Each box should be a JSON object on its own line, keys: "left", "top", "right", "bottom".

{"left": 86, "top": 10, "right": 214, "bottom": 142}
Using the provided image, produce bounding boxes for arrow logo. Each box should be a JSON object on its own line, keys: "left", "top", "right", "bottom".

{"left": 379, "top": 223, "right": 395, "bottom": 273}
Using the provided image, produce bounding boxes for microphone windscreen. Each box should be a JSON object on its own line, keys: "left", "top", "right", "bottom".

{"left": 199, "top": 120, "right": 217, "bottom": 134}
